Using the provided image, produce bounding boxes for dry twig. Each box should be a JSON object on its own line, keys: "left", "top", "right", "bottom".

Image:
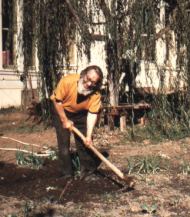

{"left": 0, "top": 148, "right": 50, "bottom": 157}
{"left": 1, "top": 136, "right": 48, "bottom": 149}
{"left": 59, "top": 179, "right": 73, "bottom": 201}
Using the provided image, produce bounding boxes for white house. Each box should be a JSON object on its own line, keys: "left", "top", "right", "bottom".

{"left": 0, "top": 0, "right": 184, "bottom": 109}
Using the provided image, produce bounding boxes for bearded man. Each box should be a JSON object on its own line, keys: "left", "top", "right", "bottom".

{"left": 50, "top": 65, "right": 105, "bottom": 178}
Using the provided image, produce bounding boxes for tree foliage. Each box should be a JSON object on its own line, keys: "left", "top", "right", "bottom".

{"left": 21, "top": 0, "right": 190, "bottom": 136}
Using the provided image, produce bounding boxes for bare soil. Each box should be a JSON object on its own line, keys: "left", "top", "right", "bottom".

{"left": 0, "top": 111, "right": 190, "bottom": 217}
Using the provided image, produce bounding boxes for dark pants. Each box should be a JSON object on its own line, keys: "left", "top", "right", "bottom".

{"left": 52, "top": 106, "right": 98, "bottom": 176}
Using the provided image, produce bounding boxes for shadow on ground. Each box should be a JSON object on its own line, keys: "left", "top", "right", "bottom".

{"left": 0, "top": 159, "right": 125, "bottom": 204}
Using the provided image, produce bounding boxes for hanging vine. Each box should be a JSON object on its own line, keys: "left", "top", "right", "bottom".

{"left": 21, "top": 0, "right": 190, "bottom": 137}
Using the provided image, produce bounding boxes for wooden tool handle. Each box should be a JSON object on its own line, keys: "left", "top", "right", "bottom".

{"left": 71, "top": 126, "right": 125, "bottom": 180}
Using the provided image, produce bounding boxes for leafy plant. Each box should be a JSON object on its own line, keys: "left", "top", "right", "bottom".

{"left": 169, "top": 196, "right": 181, "bottom": 207}
{"left": 180, "top": 161, "right": 190, "bottom": 175}
{"left": 23, "top": 201, "right": 34, "bottom": 217}
{"left": 141, "top": 203, "right": 158, "bottom": 214}
{"left": 127, "top": 155, "right": 167, "bottom": 174}
{"left": 16, "top": 151, "right": 44, "bottom": 169}
{"left": 71, "top": 152, "right": 81, "bottom": 176}
{"left": 46, "top": 149, "right": 58, "bottom": 161}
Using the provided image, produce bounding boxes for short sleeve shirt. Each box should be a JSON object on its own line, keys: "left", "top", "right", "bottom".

{"left": 50, "top": 74, "right": 101, "bottom": 113}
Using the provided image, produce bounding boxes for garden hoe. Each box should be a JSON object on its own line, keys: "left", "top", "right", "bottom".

{"left": 71, "top": 126, "right": 136, "bottom": 188}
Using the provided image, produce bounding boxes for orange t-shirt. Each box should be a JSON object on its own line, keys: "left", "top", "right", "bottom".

{"left": 50, "top": 74, "right": 101, "bottom": 113}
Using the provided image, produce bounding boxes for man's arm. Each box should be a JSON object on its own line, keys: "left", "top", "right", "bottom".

{"left": 85, "top": 112, "right": 98, "bottom": 146}
{"left": 52, "top": 99, "right": 73, "bottom": 129}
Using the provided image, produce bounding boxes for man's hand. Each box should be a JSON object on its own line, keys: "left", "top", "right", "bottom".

{"left": 62, "top": 119, "right": 73, "bottom": 130}
{"left": 84, "top": 137, "right": 93, "bottom": 148}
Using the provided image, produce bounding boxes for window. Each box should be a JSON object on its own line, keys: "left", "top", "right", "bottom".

{"left": 165, "top": 1, "right": 177, "bottom": 61}
{"left": 23, "top": 0, "right": 35, "bottom": 69}
{"left": 141, "top": 7, "right": 156, "bottom": 61}
{"left": 2, "top": 0, "right": 14, "bottom": 67}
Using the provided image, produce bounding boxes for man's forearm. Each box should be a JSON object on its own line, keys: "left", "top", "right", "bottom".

{"left": 53, "top": 100, "right": 68, "bottom": 123}
{"left": 52, "top": 100, "right": 73, "bottom": 129}
{"left": 87, "top": 112, "right": 98, "bottom": 138}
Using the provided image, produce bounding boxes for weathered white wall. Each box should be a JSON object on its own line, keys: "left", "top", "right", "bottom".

{"left": 136, "top": 61, "right": 160, "bottom": 90}
{"left": 0, "top": 0, "right": 38, "bottom": 109}
{"left": 0, "top": 70, "right": 23, "bottom": 108}
{"left": 134, "top": 0, "right": 183, "bottom": 92}
{"left": 16, "top": 0, "right": 24, "bottom": 73}
{"left": 0, "top": 69, "right": 38, "bottom": 108}
{"left": 76, "top": 40, "right": 107, "bottom": 80}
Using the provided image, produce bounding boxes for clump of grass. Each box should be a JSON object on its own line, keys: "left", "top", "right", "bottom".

{"left": 22, "top": 201, "right": 34, "bottom": 217}
{"left": 141, "top": 203, "right": 158, "bottom": 214}
{"left": 126, "top": 155, "right": 168, "bottom": 174}
{"left": 46, "top": 149, "right": 58, "bottom": 160}
{"left": 180, "top": 161, "right": 190, "bottom": 175}
{"left": 122, "top": 125, "right": 166, "bottom": 144}
{"left": 16, "top": 151, "right": 44, "bottom": 169}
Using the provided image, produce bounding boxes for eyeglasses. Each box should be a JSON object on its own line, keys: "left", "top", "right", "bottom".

{"left": 83, "top": 74, "right": 98, "bottom": 88}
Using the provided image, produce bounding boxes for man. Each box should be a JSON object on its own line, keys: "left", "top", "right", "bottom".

{"left": 51, "top": 65, "right": 104, "bottom": 178}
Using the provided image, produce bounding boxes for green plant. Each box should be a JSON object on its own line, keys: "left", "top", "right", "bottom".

{"left": 23, "top": 201, "right": 34, "bottom": 217}
{"left": 137, "top": 156, "right": 161, "bottom": 174}
{"left": 180, "top": 161, "right": 190, "bottom": 175}
{"left": 127, "top": 157, "right": 137, "bottom": 175}
{"left": 71, "top": 152, "right": 81, "bottom": 177}
{"left": 141, "top": 203, "right": 158, "bottom": 214}
{"left": 169, "top": 196, "right": 181, "bottom": 207}
{"left": 16, "top": 151, "right": 44, "bottom": 169}
{"left": 127, "top": 155, "right": 167, "bottom": 174}
{"left": 46, "top": 149, "right": 58, "bottom": 160}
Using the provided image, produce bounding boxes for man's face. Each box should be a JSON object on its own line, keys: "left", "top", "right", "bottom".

{"left": 83, "top": 69, "right": 100, "bottom": 90}
{"left": 77, "top": 69, "right": 100, "bottom": 96}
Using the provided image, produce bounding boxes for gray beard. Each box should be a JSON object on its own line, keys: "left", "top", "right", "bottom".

{"left": 77, "top": 78, "right": 94, "bottom": 96}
